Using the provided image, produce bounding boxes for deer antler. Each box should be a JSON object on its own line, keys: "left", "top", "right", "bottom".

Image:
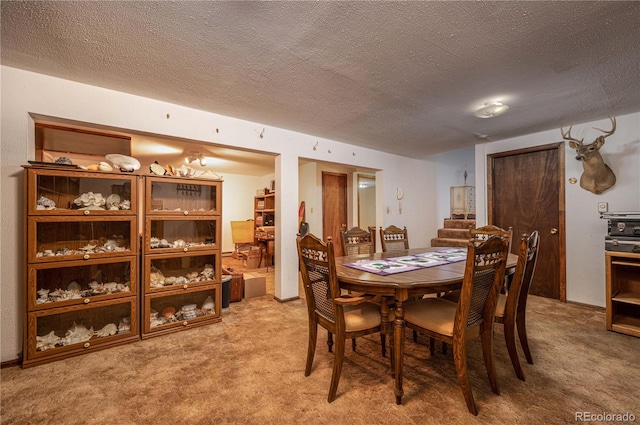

{"left": 592, "top": 116, "right": 616, "bottom": 138}
{"left": 560, "top": 124, "right": 583, "bottom": 144}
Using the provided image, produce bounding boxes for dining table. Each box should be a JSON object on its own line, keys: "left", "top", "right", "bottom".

{"left": 334, "top": 246, "right": 518, "bottom": 405}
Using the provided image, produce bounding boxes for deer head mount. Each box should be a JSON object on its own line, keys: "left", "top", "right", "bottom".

{"left": 561, "top": 116, "right": 617, "bottom": 194}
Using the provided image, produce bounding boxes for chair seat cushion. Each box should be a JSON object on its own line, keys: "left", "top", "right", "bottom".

{"left": 494, "top": 293, "right": 507, "bottom": 319}
{"left": 404, "top": 298, "right": 457, "bottom": 337}
{"left": 344, "top": 302, "right": 381, "bottom": 332}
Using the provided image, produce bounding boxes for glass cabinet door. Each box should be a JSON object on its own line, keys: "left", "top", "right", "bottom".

{"left": 144, "top": 216, "right": 220, "bottom": 254}
{"left": 28, "top": 257, "right": 137, "bottom": 310}
{"left": 26, "top": 298, "right": 138, "bottom": 362}
{"left": 144, "top": 251, "right": 221, "bottom": 293}
{"left": 28, "top": 217, "right": 137, "bottom": 263}
{"left": 143, "top": 286, "right": 220, "bottom": 335}
{"left": 26, "top": 167, "right": 137, "bottom": 215}
{"left": 145, "top": 177, "right": 221, "bottom": 215}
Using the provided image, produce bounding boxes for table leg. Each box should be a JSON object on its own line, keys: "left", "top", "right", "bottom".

{"left": 380, "top": 297, "right": 392, "bottom": 359}
{"left": 393, "top": 299, "right": 405, "bottom": 405}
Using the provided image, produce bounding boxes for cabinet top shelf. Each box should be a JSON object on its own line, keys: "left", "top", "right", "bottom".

{"left": 606, "top": 251, "right": 640, "bottom": 260}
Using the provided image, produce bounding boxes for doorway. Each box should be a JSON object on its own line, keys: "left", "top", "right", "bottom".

{"left": 488, "top": 143, "right": 566, "bottom": 301}
{"left": 322, "top": 172, "right": 348, "bottom": 257}
{"left": 357, "top": 174, "right": 376, "bottom": 230}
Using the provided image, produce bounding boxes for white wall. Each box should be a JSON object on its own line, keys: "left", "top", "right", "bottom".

{"left": 475, "top": 112, "right": 640, "bottom": 307}
{"left": 429, "top": 146, "right": 476, "bottom": 231}
{"left": 219, "top": 172, "right": 268, "bottom": 252}
{"left": 1, "top": 66, "right": 433, "bottom": 362}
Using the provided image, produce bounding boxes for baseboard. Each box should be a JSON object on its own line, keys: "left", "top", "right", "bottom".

{"left": 274, "top": 295, "right": 300, "bottom": 303}
{"left": 566, "top": 300, "right": 605, "bottom": 311}
{"left": 1, "top": 357, "right": 21, "bottom": 369}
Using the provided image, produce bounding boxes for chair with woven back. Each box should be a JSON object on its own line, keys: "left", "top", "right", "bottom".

{"left": 471, "top": 224, "right": 513, "bottom": 253}
{"left": 340, "top": 226, "right": 375, "bottom": 256}
{"left": 435, "top": 224, "right": 513, "bottom": 348}
{"left": 297, "top": 233, "right": 385, "bottom": 402}
{"left": 403, "top": 234, "right": 510, "bottom": 415}
{"left": 367, "top": 226, "right": 377, "bottom": 252}
{"left": 379, "top": 225, "right": 409, "bottom": 252}
{"left": 495, "top": 230, "right": 540, "bottom": 381}
{"left": 339, "top": 226, "right": 388, "bottom": 356}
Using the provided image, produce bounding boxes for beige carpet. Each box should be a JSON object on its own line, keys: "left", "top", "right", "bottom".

{"left": 2, "top": 276, "right": 639, "bottom": 424}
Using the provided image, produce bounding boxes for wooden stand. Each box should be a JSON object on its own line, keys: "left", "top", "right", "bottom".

{"left": 605, "top": 251, "right": 640, "bottom": 337}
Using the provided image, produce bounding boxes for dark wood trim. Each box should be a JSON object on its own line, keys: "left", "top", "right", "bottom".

{"left": 1, "top": 358, "right": 21, "bottom": 369}
{"left": 487, "top": 142, "right": 563, "bottom": 158}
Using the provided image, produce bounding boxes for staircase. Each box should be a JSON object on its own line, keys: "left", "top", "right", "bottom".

{"left": 430, "top": 218, "right": 476, "bottom": 247}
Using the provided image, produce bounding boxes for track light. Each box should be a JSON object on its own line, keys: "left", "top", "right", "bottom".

{"left": 185, "top": 151, "right": 207, "bottom": 166}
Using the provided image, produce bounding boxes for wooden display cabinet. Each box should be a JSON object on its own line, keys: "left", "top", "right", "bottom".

{"left": 254, "top": 192, "right": 275, "bottom": 265}
{"left": 142, "top": 176, "right": 223, "bottom": 338}
{"left": 23, "top": 166, "right": 139, "bottom": 367}
{"left": 450, "top": 185, "right": 475, "bottom": 219}
{"left": 606, "top": 251, "right": 640, "bottom": 337}
{"left": 254, "top": 192, "right": 275, "bottom": 229}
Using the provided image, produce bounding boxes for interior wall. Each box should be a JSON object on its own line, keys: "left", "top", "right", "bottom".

{"left": 429, "top": 146, "right": 476, "bottom": 231}
{"left": 475, "top": 112, "right": 640, "bottom": 307}
{"left": 1, "top": 66, "right": 434, "bottom": 362}
{"left": 219, "top": 172, "right": 268, "bottom": 252}
{"left": 298, "top": 162, "right": 318, "bottom": 235}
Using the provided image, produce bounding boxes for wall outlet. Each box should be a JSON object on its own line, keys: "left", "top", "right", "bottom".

{"left": 598, "top": 202, "right": 608, "bottom": 213}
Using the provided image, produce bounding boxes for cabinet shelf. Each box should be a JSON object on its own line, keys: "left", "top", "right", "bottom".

{"left": 612, "top": 291, "right": 640, "bottom": 306}
{"left": 611, "top": 316, "right": 640, "bottom": 337}
{"left": 254, "top": 192, "right": 275, "bottom": 266}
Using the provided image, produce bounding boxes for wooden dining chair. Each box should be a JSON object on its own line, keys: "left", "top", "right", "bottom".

{"left": 403, "top": 235, "right": 510, "bottom": 415}
{"left": 379, "top": 225, "right": 409, "bottom": 252}
{"left": 339, "top": 226, "right": 385, "bottom": 354}
{"left": 439, "top": 224, "right": 512, "bottom": 302}
{"left": 471, "top": 224, "right": 513, "bottom": 253}
{"left": 367, "top": 226, "right": 377, "bottom": 252}
{"left": 297, "top": 233, "right": 384, "bottom": 402}
{"left": 341, "top": 226, "right": 375, "bottom": 256}
{"left": 495, "top": 230, "right": 540, "bottom": 381}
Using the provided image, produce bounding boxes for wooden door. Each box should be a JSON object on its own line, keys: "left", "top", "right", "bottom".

{"left": 322, "top": 172, "right": 348, "bottom": 257}
{"left": 488, "top": 143, "right": 566, "bottom": 301}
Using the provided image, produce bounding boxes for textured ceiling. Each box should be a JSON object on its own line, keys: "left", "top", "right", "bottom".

{"left": 2, "top": 1, "right": 640, "bottom": 160}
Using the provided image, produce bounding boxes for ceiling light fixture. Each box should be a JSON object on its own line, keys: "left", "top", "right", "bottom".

{"left": 185, "top": 151, "right": 207, "bottom": 166}
{"left": 474, "top": 102, "right": 510, "bottom": 119}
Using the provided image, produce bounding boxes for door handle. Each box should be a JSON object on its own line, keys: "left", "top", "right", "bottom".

{"left": 550, "top": 228, "right": 558, "bottom": 235}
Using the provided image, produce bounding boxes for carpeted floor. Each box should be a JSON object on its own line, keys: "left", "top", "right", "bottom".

{"left": 2, "top": 269, "right": 639, "bottom": 424}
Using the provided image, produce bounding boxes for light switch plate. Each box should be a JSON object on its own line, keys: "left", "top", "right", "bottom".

{"left": 598, "top": 202, "right": 608, "bottom": 213}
